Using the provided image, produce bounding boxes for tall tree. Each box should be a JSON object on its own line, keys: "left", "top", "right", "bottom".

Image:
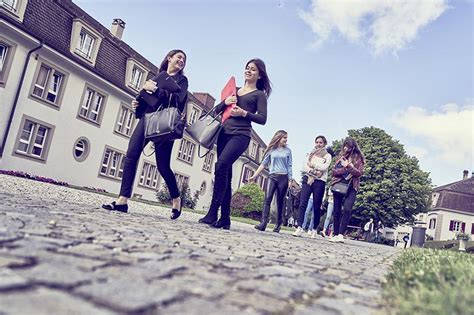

{"left": 329, "top": 127, "right": 432, "bottom": 228}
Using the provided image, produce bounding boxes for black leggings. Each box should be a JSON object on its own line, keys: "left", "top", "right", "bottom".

{"left": 296, "top": 179, "right": 326, "bottom": 228}
{"left": 206, "top": 132, "right": 250, "bottom": 223}
{"left": 119, "top": 118, "right": 179, "bottom": 199}
{"left": 262, "top": 174, "right": 289, "bottom": 225}
{"left": 332, "top": 186, "right": 357, "bottom": 235}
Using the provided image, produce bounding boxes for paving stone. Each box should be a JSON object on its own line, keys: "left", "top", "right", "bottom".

{"left": 0, "top": 174, "right": 400, "bottom": 315}
{"left": 0, "top": 287, "right": 115, "bottom": 315}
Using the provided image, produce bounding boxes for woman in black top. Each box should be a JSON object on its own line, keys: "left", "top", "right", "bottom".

{"left": 102, "top": 49, "right": 188, "bottom": 220}
{"left": 198, "top": 58, "right": 271, "bottom": 229}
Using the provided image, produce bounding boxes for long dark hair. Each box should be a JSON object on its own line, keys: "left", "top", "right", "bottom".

{"left": 246, "top": 58, "right": 272, "bottom": 98}
{"left": 159, "top": 49, "right": 187, "bottom": 74}
{"left": 339, "top": 137, "right": 365, "bottom": 163}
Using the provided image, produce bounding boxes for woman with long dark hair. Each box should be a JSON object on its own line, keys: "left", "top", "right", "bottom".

{"left": 329, "top": 137, "right": 365, "bottom": 243}
{"left": 293, "top": 135, "right": 332, "bottom": 238}
{"left": 198, "top": 58, "right": 271, "bottom": 230}
{"left": 102, "top": 49, "right": 188, "bottom": 220}
{"left": 248, "top": 130, "right": 293, "bottom": 233}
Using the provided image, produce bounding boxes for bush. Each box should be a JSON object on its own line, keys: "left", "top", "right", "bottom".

{"left": 230, "top": 183, "right": 264, "bottom": 217}
{"left": 0, "top": 170, "right": 69, "bottom": 186}
{"left": 156, "top": 182, "right": 199, "bottom": 210}
{"left": 383, "top": 248, "right": 474, "bottom": 315}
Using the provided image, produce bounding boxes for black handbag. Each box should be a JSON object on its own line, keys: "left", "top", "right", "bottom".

{"left": 135, "top": 72, "right": 182, "bottom": 119}
{"left": 186, "top": 106, "right": 222, "bottom": 156}
{"left": 331, "top": 178, "right": 352, "bottom": 196}
{"left": 144, "top": 94, "right": 185, "bottom": 143}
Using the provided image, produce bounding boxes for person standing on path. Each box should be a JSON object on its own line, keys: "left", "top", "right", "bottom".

{"left": 293, "top": 136, "right": 332, "bottom": 238}
{"left": 198, "top": 58, "right": 271, "bottom": 230}
{"left": 249, "top": 130, "right": 293, "bottom": 233}
{"left": 102, "top": 49, "right": 188, "bottom": 220}
{"left": 329, "top": 137, "right": 365, "bottom": 243}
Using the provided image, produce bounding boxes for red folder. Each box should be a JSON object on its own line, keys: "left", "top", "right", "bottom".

{"left": 221, "top": 76, "right": 236, "bottom": 123}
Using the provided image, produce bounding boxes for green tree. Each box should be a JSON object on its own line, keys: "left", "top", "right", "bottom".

{"left": 329, "top": 127, "right": 432, "bottom": 227}
{"left": 156, "top": 182, "right": 199, "bottom": 209}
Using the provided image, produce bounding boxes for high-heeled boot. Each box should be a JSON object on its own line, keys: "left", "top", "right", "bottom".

{"left": 273, "top": 207, "right": 283, "bottom": 233}
{"left": 199, "top": 161, "right": 229, "bottom": 225}
{"left": 255, "top": 204, "right": 270, "bottom": 231}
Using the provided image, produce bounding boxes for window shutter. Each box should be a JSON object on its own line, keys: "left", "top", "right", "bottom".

{"left": 461, "top": 222, "right": 466, "bottom": 233}
{"left": 449, "top": 220, "right": 454, "bottom": 231}
{"left": 471, "top": 224, "right": 474, "bottom": 235}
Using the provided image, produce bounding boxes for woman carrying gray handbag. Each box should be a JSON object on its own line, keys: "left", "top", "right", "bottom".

{"left": 328, "top": 137, "right": 365, "bottom": 243}
{"left": 102, "top": 49, "right": 188, "bottom": 220}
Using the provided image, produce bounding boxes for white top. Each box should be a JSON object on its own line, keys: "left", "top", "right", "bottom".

{"left": 302, "top": 152, "right": 332, "bottom": 182}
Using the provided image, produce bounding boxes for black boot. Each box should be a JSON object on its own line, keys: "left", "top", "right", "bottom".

{"left": 198, "top": 212, "right": 217, "bottom": 225}
{"left": 254, "top": 204, "right": 270, "bottom": 232}
{"left": 212, "top": 218, "right": 230, "bottom": 230}
{"left": 273, "top": 207, "right": 283, "bottom": 233}
{"left": 200, "top": 161, "right": 229, "bottom": 225}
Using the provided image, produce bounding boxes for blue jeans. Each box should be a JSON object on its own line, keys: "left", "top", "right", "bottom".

{"left": 323, "top": 201, "right": 334, "bottom": 232}
{"left": 301, "top": 198, "right": 314, "bottom": 230}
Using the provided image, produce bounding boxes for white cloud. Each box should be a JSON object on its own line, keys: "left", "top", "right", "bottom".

{"left": 299, "top": 0, "right": 449, "bottom": 55}
{"left": 393, "top": 103, "right": 474, "bottom": 165}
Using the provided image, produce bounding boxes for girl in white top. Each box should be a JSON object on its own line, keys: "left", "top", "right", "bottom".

{"left": 293, "top": 135, "right": 332, "bottom": 238}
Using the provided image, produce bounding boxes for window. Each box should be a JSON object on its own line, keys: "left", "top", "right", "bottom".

{"left": 471, "top": 223, "right": 474, "bottom": 235}
{"left": 126, "top": 58, "right": 148, "bottom": 91}
{"left": 259, "top": 148, "right": 265, "bottom": 163}
{"left": 257, "top": 175, "right": 268, "bottom": 191}
{"left": 73, "top": 137, "right": 90, "bottom": 162}
{"left": 242, "top": 166, "right": 255, "bottom": 183}
{"left": 199, "top": 181, "right": 207, "bottom": 196}
{"left": 31, "top": 63, "right": 66, "bottom": 106}
{"left": 429, "top": 218, "right": 436, "bottom": 229}
{"left": 70, "top": 19, "right": 103, "bottom": 65}
{"left": 0, "top": 43, "right": 7, "bottom": 73}
{"left": 177, "top": 138, "right": 196, "bottom": 164}
{"left": 188, "top": 106, "right": 200, "bottom": 125}
{"left": 0, "top": 39, "right": 16, "bottom": 87}
{"left": 99, "top": 147, "right": 125, "bottom": 180}
{"left": 78, "top": 85, "right": 106, "bottom": 125}
{"left": 202, "top": 151, "right": 215, "bottom": 172}
{"left": 449, "top": 220, "right": 465, "bottom": 233}
{"left": 115, "top": 104, "right": 136, "bottom": 137}
{"left": 175, "top": 173, "right": 189, "bottom": 191}
{"left": 76, "top": 30, "right": 95, "bottom": 59}
{"left": 14, "top": 116, "right": 54, "bottom": 162}
{"left": 1, "top": 0, "right": 18, "bottom": 12}
{"left": 139, "top": 162, "right": 160, "bottom": 189}
{"left": 250, "top": 142, "right": 258, "bottom": 159}
{"left": 430, "top": 193, "right": 440, "bottom": 208}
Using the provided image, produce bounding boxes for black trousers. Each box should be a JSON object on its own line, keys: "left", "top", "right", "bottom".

{"left": 296, "top": 179, "right": 326, "bottom": 229}
{"left": 119, "top": 118, "right": 180, "bottom": 199}
{"left": 262, "top": 174, "right": 289, "bottom": 225}
{"left": 206, "top": 132, "right": 250, "bottom": 223}
{"left": 333, "top": 186, "right": 357, "bottom": 235}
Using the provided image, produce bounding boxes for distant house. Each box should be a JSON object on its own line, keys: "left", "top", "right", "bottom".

{"left": 423, "top": 171, "right": 474, "bottom": 241}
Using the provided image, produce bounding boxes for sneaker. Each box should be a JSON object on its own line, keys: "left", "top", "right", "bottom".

{"left": 292, "top": 227, "right": 304, "bottom": 237}
{"left": 307, "top": 230, "right": 313, "bottom": 236}
{"left": 328, "top": 235, "right": 336, "bottom": 242}
{"left": 335, "top": 234, "right": 345, "bottom": 243}
{"left": 320, "top": 230, "right": 327, "bottom": 238}
{"left": 310, "top": 230, "right": 317, "bottom": 239}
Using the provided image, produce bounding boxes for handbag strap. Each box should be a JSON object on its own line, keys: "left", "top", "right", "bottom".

{"left": 197, "top": 145, "right": 213, "bottom": 158}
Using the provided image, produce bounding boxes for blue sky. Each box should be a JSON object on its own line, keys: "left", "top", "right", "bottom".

{"left": 74, "top": 0, "right": 473, "bottom": 186}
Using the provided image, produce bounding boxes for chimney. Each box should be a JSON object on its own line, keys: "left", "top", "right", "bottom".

{"left": 193, "top": 93, "right": 216, "bottom": 111}
{"left": 463, "top": 170, "right": 468, "bottom": 180}
{"left": 111, "top": 18, "right": 125, "bottom": 39}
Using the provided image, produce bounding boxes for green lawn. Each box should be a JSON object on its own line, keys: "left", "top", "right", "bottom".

{"left": 383, "top": 248, "right": 474, "bottom": 315}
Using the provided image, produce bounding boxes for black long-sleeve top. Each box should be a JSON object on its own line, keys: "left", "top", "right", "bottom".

{"left": 215, "top": 88, "right": 267, "bottom": 137}
{"left": 135, "top": 73, "right": 188, "bottom": 118}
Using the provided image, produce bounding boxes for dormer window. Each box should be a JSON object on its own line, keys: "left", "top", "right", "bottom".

{"left": 70, "top": 19, "right": 103, "bottom": 65}
{"left": 1, "top": 0, "right": 28, "bottom": 21}
{"left": 126, "top": 58, "right": 148, "bottom": 91}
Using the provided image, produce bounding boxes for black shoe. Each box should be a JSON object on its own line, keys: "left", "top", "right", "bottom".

{"left": 273, "top": 224, "right": 281, "bottom": 233}
{"left": 102, "top": 201, "right": 128, "bottom": 213}
{"left": 254, "top": 223, "right": 266, "bottom": 231}
{"left": 198, "top": 214, "right": 217, "bottom": 225}
{"left": 212, "top": 219, "right": 230, "bottom": 230}
{"left": 170, "top": 201, "right": 182, "bottom": 220}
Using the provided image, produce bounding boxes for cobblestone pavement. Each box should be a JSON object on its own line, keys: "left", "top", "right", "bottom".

{"left": 0, "top": 174, "right": 399, "bottom": 315}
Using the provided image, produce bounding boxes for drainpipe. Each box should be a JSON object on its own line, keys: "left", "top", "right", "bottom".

{"left": 0, "top": 41, "right": 43, "bottom": 157}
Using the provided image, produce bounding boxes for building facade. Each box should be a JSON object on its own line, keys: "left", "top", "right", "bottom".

{"left": 0, "top": 0, "right": 269, "bottom": 211}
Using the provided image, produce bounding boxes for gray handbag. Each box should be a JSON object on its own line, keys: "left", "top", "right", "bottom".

{"left": 331, "top": 176, "right": 353, "bottom": 196}
{"left": 186, "top": 106, "right": 222, "bottom": 157}
{"left": 144, "top": 93, "right": 185, "bottom": 143}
